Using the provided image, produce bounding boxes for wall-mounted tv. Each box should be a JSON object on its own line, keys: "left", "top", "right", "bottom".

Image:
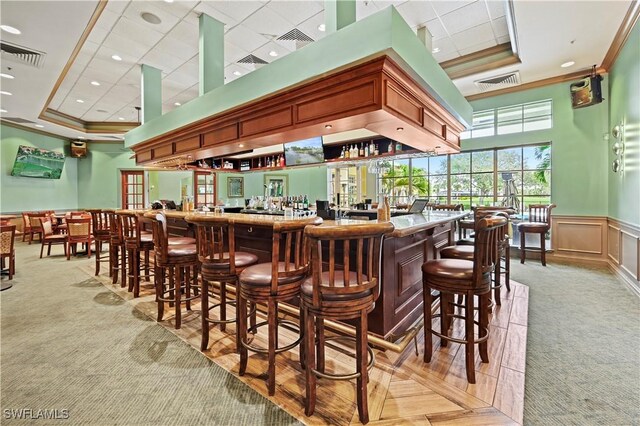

{"left": 283, "top": 137, "right": 325, "bottom": 166}
{"left": 11, "top": 145, "right": 65, "bottom": 179}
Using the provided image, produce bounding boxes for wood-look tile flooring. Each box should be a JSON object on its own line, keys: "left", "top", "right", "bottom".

{"left": 91, "top": 265, "right": 528, "bottom": 425}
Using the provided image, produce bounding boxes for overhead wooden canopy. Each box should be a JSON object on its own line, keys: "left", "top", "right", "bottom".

{"left": 132, "top": 56, "right": 464, "bottom": 166}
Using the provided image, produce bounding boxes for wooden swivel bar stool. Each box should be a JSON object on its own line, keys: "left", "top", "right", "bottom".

{"left": 302, "top": 221, "right": 394, "bottom": 424}
{"left": 87, "top": 209, "right": 113, "bottom": 276}
{"left": 185, "top": 214, "right": 258, "bottom": 351}
{"left": 118, "top": 211, "right": 154, "bottom": 297}
{"left": 110, "top": 211, "right": 127, "bottom": 286}
{"left": 422, "top": 214, "right": 507, "bottom": 383}
{"left": 517, "top": 203, "right": 556, "bottom": 266}
{"left": 145, "top": 212, "right": 199, "bottom": 329}
{"left": 238, "top": 216, "right": 322, "bottom": 396}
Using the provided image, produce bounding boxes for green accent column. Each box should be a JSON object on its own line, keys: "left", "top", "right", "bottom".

{"left": 325, "top": 0, "right": 356, "bottom": 34}
{"left": 417, "top": 26, "right": 432, "bottom": 52}
{"left": 199, "top": 13, "right": 224, "bottom": 96}
{"left": 140, "top": 64, "right": 162, "bottom": 124}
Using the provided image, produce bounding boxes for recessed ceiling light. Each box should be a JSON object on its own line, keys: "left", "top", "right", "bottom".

{"left": 0, "top": 109, "right": 7, "bottom": 113}
{"left": 0, "top": 90, "right": 12, "bottom": 96}
{"left": 318, "top": 24, "right": 326, "bottom": 32}
{"left": 118, "top": 117, "right": 125, "bottom": 121}
{"left": 141, "top": 12, "right": 162, "bottom": 25}
{"left": 76, "top": 99, "right": 84, "bottom": 103}
{"left": 164, "top": 0, "right": 174, "bottom": 3}
{"left": 90, "top": 81, "right": 100, "bottom": 86}
{"left": 269, "top": 50, "right": 278, "bottom": 57}
{"left": 111, "top": 54, "right": 122, "bottom": 61}
{"left": 233, "top": 71, "right": 242, "bottom": 76}
{"left": 325, "top": 124, "right": 332, "bottom": 129}
{"left": 561, "top": 61, "right": 575, "bottom": 68}
{"left": 0, "top": 25, "right": 21, "bottom": 35}
{"left": 432, "top": 47, "right": 440, "bottom": 53}
{"left": 0, "top": 73, "right": 15, "bottom": 79}
{"left": 35, "top": 124, "right": 44, "bottom": 128}
{"left": 174, "top": 102, "right": 181, "bottom": 106}
{"left": 78, "top": 136, "right": 86, "bottom": 140}
{"left": 396, "top": 127, "right": 404, "bottom": 132}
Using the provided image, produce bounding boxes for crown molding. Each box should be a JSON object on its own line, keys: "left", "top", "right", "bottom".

{"left": 441, "top": 43, "right": 521, "bottom": 80}
{"left": 41, "top": 108, "right": 139, "bottom": 134}
{"left": 601, "top": 0, "right": 640, "bottom": 71}
{"left": 1, "top": 119, "right": 71, "bottom": 140}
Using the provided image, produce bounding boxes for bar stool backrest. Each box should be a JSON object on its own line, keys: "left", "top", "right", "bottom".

{"left": 0, "top": 224, "right": 16, "bottom": 255}
{"left": 109, "top": 211, "right": 124, "bottom": 243}
{"left": 67, "top": 217, "right": 91, "bottom": 239}
{"left": 304, "top": 222, "right": 394, "bottom": 305}
{"left": 472, "top": 215, "right": 508, "bottom": 286}
{"left": 148, "top": 212, "right": 170, "bottom": 263}
{"left": 528, "top": 204, "right": 556, "bottom": 225}
{"left": 119, "top": 212, "right": 142, "bottom": 245}
{"left": 270, "top": 217, "right": 322, "bottom": 294}
{"left": 191, "top": 216, "right": 236, "bottom": 275}
{"left": 87, "top": 209, "right": 112, "bottom": 234}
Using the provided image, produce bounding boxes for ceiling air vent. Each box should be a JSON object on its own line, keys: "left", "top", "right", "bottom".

{"left": 237, "top": 54, "right": 268, "bottom": 65}
{"left": 474, "top": 71, "right": 520, "bottom": 92}
{"left": 0, "top": 41, "right": 46, "bottom": 68}
{"left": 3, "top": 117, "right": 36, "bottom": 124}
{"left": 277, "top": 29, "right": 314, "bottom": 49}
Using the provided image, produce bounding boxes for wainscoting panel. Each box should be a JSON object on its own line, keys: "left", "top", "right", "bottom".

{"left": 550, "top": 216, "right": 608, "bottom": 262}
{"left": 607, "top": 218, "right": 640, "bottom": 295}
{"left": 608, "top": 224, "right": 621, "bottom": 263}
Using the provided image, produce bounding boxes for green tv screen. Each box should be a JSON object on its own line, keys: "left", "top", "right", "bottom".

{"left": 11, "top": 145, "right": 65, "bottom": 179}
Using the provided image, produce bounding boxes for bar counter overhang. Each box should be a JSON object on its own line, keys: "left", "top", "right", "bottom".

{"left": 129, "top": 209, "right": 468, "bottom": 341}
{"left": 125, "top": 7, "right": 472, "bottom": 165}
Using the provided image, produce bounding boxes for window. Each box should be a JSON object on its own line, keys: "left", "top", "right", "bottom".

{"left": 121, "top": 171, "right": 144, "bottom": 209}
{"left": 330, "top": 166, "right": 366, "bottom": 208}
{"left": 194, "top": 171, "right": 216, "bottom": 209}
{"left": 461, "top": 100, "right": 552, "bottom": 139}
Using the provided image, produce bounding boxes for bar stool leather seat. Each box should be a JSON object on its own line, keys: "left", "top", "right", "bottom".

{"left": 168, "top": 236, "right": 196, "bottom": 245}
{"left": 203, "top": 252, "right": 257, "bottom": 270}
{"left": 167, "top": 244, "right": 197, "bottom": 257}
{"left": 422, "top": 259, "right": 476, "bottom": 280}
{"left": 517, "top": 222, "right": 548, "bottom": 232}
{"left": 439, "top": 245, "right": 474, "bottom": 260}
{"left": 301, "top": 271, "right": 372, "bottom": 301}
{"left": 239, "top": 262, "right": 307, "bottom": 286}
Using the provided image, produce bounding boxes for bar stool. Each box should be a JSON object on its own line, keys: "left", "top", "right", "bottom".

{"left": 238, "top": 216, "right": 323, "bottom": 396}
{"left": 301, "top": 221, "right": 394, "bottom": 424}
{"left": 145, "top": 212, "right": 199, "bottom": 329}
{"left": 118, "top": 211, "right": 154, "bottom": 298}
{"left": 186, "top": 214, "right": 259, "bottom": 351}
{"left": 87, "top": 209, "right": 113, "bottom": 276}
{"left": 422, "top": 214, "right": 506, "bottom": 384}
{"left": 518, "top": 204, "right": 556, "bottom": 266}
{"left": 110, "top": 211, "right": 127, "bottom": 286}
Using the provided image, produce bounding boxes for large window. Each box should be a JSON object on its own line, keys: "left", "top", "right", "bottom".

{"left": 330, "top": 166, "right": 366, "bottom": 208}
{"left": 375, "top": 143, "right": 551, "bottom": 213}
{"left": 461, "top": 100, "right": 553, "bottom": 139}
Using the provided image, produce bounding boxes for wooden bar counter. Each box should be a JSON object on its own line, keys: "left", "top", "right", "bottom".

{"left": 128, "top": 209, "right": 468, "bottom": 340}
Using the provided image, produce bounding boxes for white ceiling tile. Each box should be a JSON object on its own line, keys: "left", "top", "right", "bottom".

{"left": 163, "top": 77, "right": 192, "bottom": 94}
{"left": 95, "top": 9, "right": 121, "bottom": 31}
{"left": 148, "top": 0, "right": 198, "bottom": 20}
{"left": 167, "top": 59, "right": 199, "bottom": 88}
{"left": 440, "top": 1, "right": 490, "bottom": 35}
{"left": 451, "top": 22, "right": 495, "bottom": 50}
{"left": 491, "top": 16, "right": 509, "bottom": 38}
{"left": 81, "top": 110, "right": 112, "bottom": 122}
{"left": 432, "top": 37, "right": 457, "bottom": 54}
{"left": 104, "top": 0, "right": 128, "bottom": 15}
{"left": 433, "top": 50, "right": 460, "bottom": 63}
{"left": 206, "top": 1, "right": 266, "bottom": 23}
{"left": 458, "top": 39, "right": 496, "bottom": 56}
{"left": 58, "top": 98, "right": 91, "bottom": 117}
{"left": 485, "top": 0, "right": 506, "bottom": 19}
{"left": 110, "top": 16, "right": 164, "bottom": 49}
{"left": 296, "top": 11, "right": 326, "bottom": 43}
{"left": 120, "top": 68, "right": 141, "bottom": 86}
{"left": 396, "top": 1, "right": 438, "bottom": 28}
{"left": 141, "top": 48, "right": 190, "bottom": 74}
{"left": 122, "top": 1, "right": 183, "bottom": 34}
{"left": 155, "top": 34, "right": 199, "bottom": 61}
{"left": 105, "top": 84, "right": 140, "bottom": 103}
{"left": 102, "top": 32, "right": 153, "bottom": 62}
{"left": 431, "top": 0, "right": 475, "bottom": 17}
{"left": 109, "top": 106, "right": 139, "bottom": 122}
{"left": 497, "top": 35, "right": 511, "bottom": 45}
{"left": 87, "top": 25, "right": 110, "bottom": 45}
{"left": 252, "top": 40, "right": 293, "bottom": 64}
{"left": 356, "top": 1, "right": 380, "bottom": 19}
{"left": 169, "top": 19, "right": 199, "bottom": 44}
{"left": 191, "top": 3, "right": 238, "bottom": 28}
{"left": 243, "top": 5, "right": 294, "bottom": 38}
{"left": 76, "top": 74, "right": 114, "bottom": 97}
{"left": 94, "top": 44, "right": 139, "bottom": 67}
{"left": 424, "top": 19, "right": 448, "bottom": 40}
{"left": 224, "top": 41, "right": 250, "bottom": 64}
{"left": 74, "top": 41, "right": 99, "bottom": 69}
{"left": 266, "top": 1, "right": 323, "bottom": 27}
{"left": 373, "top": 0, "right": 409, "bottom": 9}
{"left": 86, "top": 56, "right": 132, "bottom": 84}
{"left": 224, "top": 64, "right": 251, "bottom": 83}
{"left": 226, "top": 24, "right": 270, "bottom": 53}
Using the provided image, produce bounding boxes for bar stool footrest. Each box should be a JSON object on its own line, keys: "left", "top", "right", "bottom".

{"left": 241, "top": 319, "right": 301, "bottom": 354}
{"left": 312, "top": 336, "right": 375, "bottom": 381}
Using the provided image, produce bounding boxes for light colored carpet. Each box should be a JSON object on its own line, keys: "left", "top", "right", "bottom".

{"left": 511, "top": 261, "right": 640, "bottom": 425}
{"left": 0, "top": 241, "right": 301, "bottom": 425}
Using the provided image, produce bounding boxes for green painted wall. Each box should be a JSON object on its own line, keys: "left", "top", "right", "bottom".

{"left": 148, "top": 171, "right": 193, "bottom": 203}
{"left": 466, "top": 79, "right": 610, "bottom": 217}
{"left": 216, "top": 166, "right": 329, "bottom": 205}
{"left": 76, "top": 141, "right": 138, "bottom": 209}
{"left": 1, "top": 124, "right": 78, "bottom": 212}
{"left": 608, "top": 21, "right": 640, "bottom": 226}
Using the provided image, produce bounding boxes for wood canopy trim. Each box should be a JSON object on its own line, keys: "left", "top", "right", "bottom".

{"left": 132, "top": 56, "right": 465, "bottom": 166}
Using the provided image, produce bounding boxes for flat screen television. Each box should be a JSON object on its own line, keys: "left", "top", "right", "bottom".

{"left": 283, "top": 136, "right": 324, "bottom": 166}
{"left": 11, "top": 145, "right": 65, "bottom": 179}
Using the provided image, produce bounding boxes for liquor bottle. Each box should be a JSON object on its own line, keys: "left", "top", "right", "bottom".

{"left": 377, "top": 196, "right": 388, "bottom": 221}
{"left": 267, "top": 157, "right": 271, "bottom": 168}
{"left": 258, "top": 158, "right": 262, "bottom": 168}
{"left": 303, "top": 195, "right": 309, "bottom": 210}
{"left": 374, "top": 144, "right": 379, "bottom": 156}
{"left": 345, "top": 145, "right": 350, "bottom": 159}
{"left": 353, "top": 144, "right": 358, "bottom": 158}
{"left": 370, "top": 140, "right": 375, "bottom": 156}
{"left": 340, "top": 146, "right": 345, "bottom": 158}
{"left": 387, "top": 142, "right": 393, "bottom": 153}
{"left": 279, "top": 154, "right": 285, "bottom": 167}
{"left": 359, "top": 143, "right": 364, "bottom": 157}
{"left": 395, "top": 141, "right": 402, "bottom": 152}
{"left": 364, "top": 142, "right": 369, "bottom": 157}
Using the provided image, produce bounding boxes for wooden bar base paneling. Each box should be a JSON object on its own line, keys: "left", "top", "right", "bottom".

{"left": 91, "top": 263, "right": 529, "bottom": 425}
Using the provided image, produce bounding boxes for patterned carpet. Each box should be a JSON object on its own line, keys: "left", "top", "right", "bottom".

{"left": 0, "top": 242, "right": 300, "bottom": 425}
{"left": 511, "top": 261, "right": 640, "bottom": 425}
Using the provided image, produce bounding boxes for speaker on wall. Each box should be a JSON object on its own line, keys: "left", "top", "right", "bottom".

{"left": 70, "top": 141, "right": 87, "bottom": 158}
{"left": 570, "top": 74, "right": 603, "bottom": 109}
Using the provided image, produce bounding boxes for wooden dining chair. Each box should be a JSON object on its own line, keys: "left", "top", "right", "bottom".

{"left": 66, "top": 217, "right": 93, "bottom": 259}
{"left": 39, "top": 217, "right": 67, "bottom": 258}
{"left": 26, "top": 212, "right": 47, "bottom": 244}
{"left": 0, "top": 224, "right": 16, "bottom": 280}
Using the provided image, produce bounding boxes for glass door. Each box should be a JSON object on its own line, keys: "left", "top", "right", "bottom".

{"left": 194, "top": 171, "right": 216, "bottom": 209}
{"left": 121, "top": 171, "right": 145, "bottom": 209}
